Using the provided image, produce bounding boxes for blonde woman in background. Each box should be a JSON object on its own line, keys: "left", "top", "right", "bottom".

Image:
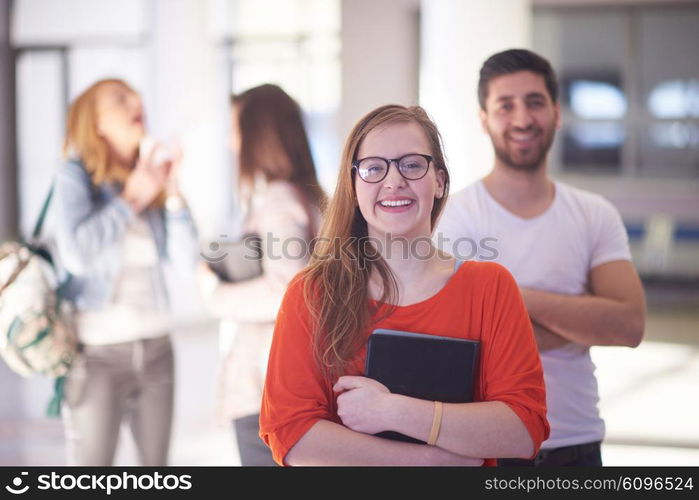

{"left": 198, "top": 84, "right": 325, "bottom": 466}
{"left": 54, "top": 79, "right": 198, "bottom": 465}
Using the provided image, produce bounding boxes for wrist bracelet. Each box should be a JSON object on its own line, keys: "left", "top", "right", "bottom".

{"left": 427, "top": 401, "right": 443, "bottom": 446}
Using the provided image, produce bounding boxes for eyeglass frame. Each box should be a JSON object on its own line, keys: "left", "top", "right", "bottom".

{"left": 352, "top": 153, "right": 434, "bottom": 183}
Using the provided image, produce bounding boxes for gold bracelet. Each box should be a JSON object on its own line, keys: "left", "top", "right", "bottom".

{"left": 427, "top": 401, "right": 443, "bottom": 446}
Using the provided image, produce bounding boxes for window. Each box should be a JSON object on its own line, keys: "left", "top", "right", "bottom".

{"left": 12, "top": 0, "right": 149, "bottom": 236}
{"left": 533, "top": 4, "right": 699, "bottom": 179}
{"left": 225, "top": 0, "right": 341, "bottom": 191}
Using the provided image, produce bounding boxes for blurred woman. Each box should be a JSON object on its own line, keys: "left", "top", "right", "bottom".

{"left": 54, "top": 79, "right": 197, "bottom": 465}
{"left": 198, "top": 84, "right": 325, "bottom": 465}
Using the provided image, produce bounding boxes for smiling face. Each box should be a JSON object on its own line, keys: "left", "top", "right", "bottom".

{"left": 480, "top": 70, "right": 560, "bottom": 172}
{"left": 354, "top": 120, "right": 446, "bottom": 240}
{"left": 95, "top": 81, "right": 145, "bottom": 164}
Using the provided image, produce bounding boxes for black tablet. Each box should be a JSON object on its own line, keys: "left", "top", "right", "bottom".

{"left": 205, "top": 235, "right": 262, "bottom": 283}
{"left": 365, "top": 328, "right": 480, "bottom": 443}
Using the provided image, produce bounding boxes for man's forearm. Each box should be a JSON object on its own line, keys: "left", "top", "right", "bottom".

{"left": 532, "top": 322, "right": 571, "bottom": 352}
{"left": 522, "top": 289, "right": 644, "bottom": 347}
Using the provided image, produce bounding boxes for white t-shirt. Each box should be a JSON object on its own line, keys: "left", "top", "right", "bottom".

{"left": 77, "top": 215, "right": 171, "bottom": 345}
{"left": 435, "top": 180, "right": 631, "bottom": 449}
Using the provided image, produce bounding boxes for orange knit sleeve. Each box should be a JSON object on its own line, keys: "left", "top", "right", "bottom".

{"left": 259, "top": 276, "right": 335, "bottom": 465}
{"left": 477, "top": 263, "right": 550, "bottom": 456}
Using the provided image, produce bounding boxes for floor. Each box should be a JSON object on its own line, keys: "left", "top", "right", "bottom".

{"left": 1, "top": 283, "right": 697, "bottom": 466}
{"left": 0, "top": 319, "right": 238, "bottom": 466}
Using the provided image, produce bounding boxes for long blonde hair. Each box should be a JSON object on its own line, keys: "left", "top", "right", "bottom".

{"left": 302, "top": 105, "right": 450, "bottom": 380}
{"left": 63, "top": 79, "right": 136, "bottom": 185}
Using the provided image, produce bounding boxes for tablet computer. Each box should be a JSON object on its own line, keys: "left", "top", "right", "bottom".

{"left": 365, "top": 328, "right": 480, "bottom": 443}
{"left": 204, "top": 234, "right": 263, "bottom": 283}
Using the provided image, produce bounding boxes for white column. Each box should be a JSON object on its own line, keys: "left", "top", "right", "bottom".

{"left": 149, "top": 0, "right": 234, "bottom": 240}
{"left": 420, "top": 0, "right": 531, "bottom": 191}
{"left": 341, "top": 0, "right": 420, "bottom": 138}
{"left": 148, "top": 0, "right": 233, "bottom": 323}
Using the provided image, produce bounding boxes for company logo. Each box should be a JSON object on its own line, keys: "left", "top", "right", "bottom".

{"left": 5, "top": 472, "right": 29, "bottom": 495}
{"left": 200, "top": 236, "right": 230, "bottom": 263}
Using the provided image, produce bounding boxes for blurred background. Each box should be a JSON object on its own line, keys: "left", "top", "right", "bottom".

{"left": 0, "top": 0, "right": 697, "bottom": 466}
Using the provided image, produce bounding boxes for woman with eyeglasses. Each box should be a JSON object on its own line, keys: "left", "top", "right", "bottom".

{"left": 259, "top": 104, "right": 549, "bottom": 466}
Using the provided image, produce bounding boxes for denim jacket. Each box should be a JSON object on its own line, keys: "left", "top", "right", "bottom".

{"left": 53, "top": 159, "right": 198, "bottom": 311}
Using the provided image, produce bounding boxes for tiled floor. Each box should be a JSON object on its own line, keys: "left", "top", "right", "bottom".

{"left": 0, "top": 320, "right": 239, "bottom": 466}
{"left": 594, "top": 296, "right": 699, "bottom": 466}
{"left": 1, "top": 285, "right": 697, "bottom": 466}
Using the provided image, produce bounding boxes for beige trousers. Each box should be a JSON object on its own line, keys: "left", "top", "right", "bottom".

{"left": 62, "top": 335, "right": 174, "bottom": 466}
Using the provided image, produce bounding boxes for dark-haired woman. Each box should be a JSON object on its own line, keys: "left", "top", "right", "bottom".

{"left": 198, "top": 84, "right": 325, "bottom": 465}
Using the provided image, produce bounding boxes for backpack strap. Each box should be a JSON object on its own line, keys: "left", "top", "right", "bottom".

{"left": 31, "top": 183, "right": 55, "bottom": 240}
{"left": 46, "top": 376, "right": 67, "bottom": 417}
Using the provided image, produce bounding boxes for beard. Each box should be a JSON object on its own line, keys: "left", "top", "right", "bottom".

{"left": 491, "top": 125, "right": 555, "bottom": 172}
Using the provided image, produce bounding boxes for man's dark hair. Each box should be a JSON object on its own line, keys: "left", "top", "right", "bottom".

{"left": 478, "top": 49, "right": 559, "bottom": 110}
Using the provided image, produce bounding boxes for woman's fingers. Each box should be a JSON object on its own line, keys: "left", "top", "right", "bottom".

{"left": 333, "top": 376, "right": 389, "bottom": 394}
{"left": 333, "top": 375, "right": 369, "bottom": 393}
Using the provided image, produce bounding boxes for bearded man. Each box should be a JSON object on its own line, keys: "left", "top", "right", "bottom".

{"left": 436, "top": 49, "right": 646, "bottom": 466}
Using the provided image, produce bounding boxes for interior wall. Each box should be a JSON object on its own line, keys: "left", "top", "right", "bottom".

{"left": 420, "top": 0, "right": 532, "bottom": 192}
{"left": 340, "top": 0, "right": 420, "bottom": 139}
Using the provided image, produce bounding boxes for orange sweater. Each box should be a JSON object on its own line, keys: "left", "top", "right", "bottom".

{"left": 260, "top": 261, "right": 549, "bottom": 465}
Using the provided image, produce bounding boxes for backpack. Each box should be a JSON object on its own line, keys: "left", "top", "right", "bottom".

{"left": 0, "top": 185, "right": 77, "bottom": 415}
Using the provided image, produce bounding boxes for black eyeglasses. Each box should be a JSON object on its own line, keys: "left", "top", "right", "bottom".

{"left": 352, "top": 153, "right": 433, "bottom": 183}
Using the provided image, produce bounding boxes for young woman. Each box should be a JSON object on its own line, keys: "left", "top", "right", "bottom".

{"left": 54, "top": 79, "right": 197, "bottom": 465}
{"left": 197, "top": 84, "right": 325, "bottom": 465}
{"left": 259, "top": 104, "right": 549, "bottom": 466}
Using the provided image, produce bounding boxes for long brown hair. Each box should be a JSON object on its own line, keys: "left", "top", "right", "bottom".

{"left": 63, "top": 78, "right": 135, "bottom": 185}
{"left": 302, "top": 105, "right": 450, "bottom": 380}
{"left": 232, "top": 84, "right": 326, "bottom": 210}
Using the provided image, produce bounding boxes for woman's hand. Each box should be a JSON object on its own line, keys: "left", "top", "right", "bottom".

{"left": 162, "top": 142, "right": 183, "bottom": 197}
{"left": 333, "top": 376, "right": 394, "bottom": 435}
{"left": 196, "top": 261, "right": 220, "bottom": 301}
{"left": 121, "top": 144, "right": 169, "bottom": 213}
{"left": 333, "top": 376, "right": 485, "bottom": 465}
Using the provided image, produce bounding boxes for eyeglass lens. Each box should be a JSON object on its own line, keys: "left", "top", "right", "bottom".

{"left": 356, "top": 154, "right": 430, "bottom": 182}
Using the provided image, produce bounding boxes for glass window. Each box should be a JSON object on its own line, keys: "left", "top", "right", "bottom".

{"left": 533, "top": 5, "right": 699, "bottom": 179}
{"left": 12, "top": 0, "right": 151, "bottom": 238}
{"left": 15, "top": 50, "right": 65, "bottom": 237}
{"left": 638, "top": 7, "right": 699, "bottom": 178}
{"left": 226, "top": 0, "right": 341, "bottom": 191}
{"left": 647, "top": 79, "right": 699, "bottom": 119}
{"left": 569, "top": 80, "right": 627, "bottom": 120}
{"left": 534, "top": 9, "right": 627, "bottom": 174}
{"left": 68, "top": 47, "right": 147, "bottom": 100}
